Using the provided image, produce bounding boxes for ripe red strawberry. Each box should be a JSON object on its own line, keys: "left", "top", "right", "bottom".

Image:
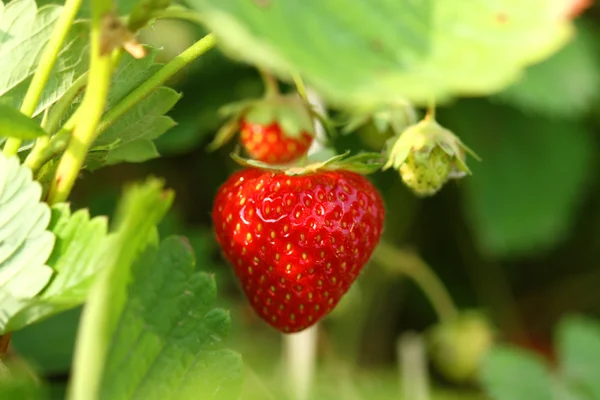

{"left": 240, "top": 119, "right": 313, "bottom": 164}
{"left": 212, "top": 167, "right": 385, "bottom": 333}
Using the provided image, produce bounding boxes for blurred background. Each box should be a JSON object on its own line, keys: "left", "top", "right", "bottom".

{"left": 10, "top": 3, "right": 600, "bottom": 399}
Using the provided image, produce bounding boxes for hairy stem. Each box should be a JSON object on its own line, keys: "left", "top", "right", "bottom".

{"left": 373, "top": 241, "right": 458, "bottom": 322}
{"left": 47, "top": 4, "right": 116, "bottom": 205}
{"left": 3, "top": 0, "right": 83, "bottom": 157}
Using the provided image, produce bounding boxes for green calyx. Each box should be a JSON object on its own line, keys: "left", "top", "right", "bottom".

{"left": 230, "top": 150, "right": 384, "bottom": 176}
{"left": 207, "top": 94, "right": 316, "bottom": 152}
{"left": 383, "top": 115, "right": 480, "bottom": 197}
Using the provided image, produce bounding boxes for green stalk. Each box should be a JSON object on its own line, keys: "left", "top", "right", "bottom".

{"left": 373, "top": 241, "right": 458, "bottom": 322}
{"left": 46, "top": 3, "right": 115, "bottom": 206}
{"left": 25, "top": 34, "right": 217, "bottom": 175}
{"left": 95, "top": 33, "right": 216, "bottom": 134}
{"left": 3, "top": 0, "right": 83, "bottom": 157}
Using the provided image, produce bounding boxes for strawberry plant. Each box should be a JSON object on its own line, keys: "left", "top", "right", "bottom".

{"left": 1, "top": 0, "right": 600, "bottom": 399}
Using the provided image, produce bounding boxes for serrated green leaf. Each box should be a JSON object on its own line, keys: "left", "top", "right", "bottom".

{"left": 480, "top": 346, "right": 553, "bottom": 400}
{"left": 496, "top": 22, "right": 600, "bottom": 118}
{"left": 0, "top": 153, "right": 53, "bottom": 303}
{"left": 99, "top": 236, "right": 243, "bottom": 400}
{"left": 1, "top": 204, "right": 107, "bottom": 333}
{"left": 104, "top": 139, "right": 160, "bottom": 165}
{"left": 87, "top": 87, "right": 180, "bottom": 170}
{"left": 188, "top": 0, "right": 571, "bottom": 108}
{"left": 558, "top": 315, "right": 600, "bottom": 399}
{"left": 440, "top": 100, "right": 593, "bottom": 257}
{"left": 0, "top": 104, "right": 47, "bottom": 139}
{"left": 0, "top": 0, "right": 89, "bottom": 117}
{"left": 69, "top": 179, "right": 174, "bottom": 400}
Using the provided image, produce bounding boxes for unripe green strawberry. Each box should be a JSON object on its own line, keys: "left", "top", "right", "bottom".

{"left": 399, "top": 146, "right": 452, "bottom": 196}
{"left": 428, "top": 312, "right": 495, "bottom": 383}
{"left": 383, "top": 115, "right": 479, "bottom": 197}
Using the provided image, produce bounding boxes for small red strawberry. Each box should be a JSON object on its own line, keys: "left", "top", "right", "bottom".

{"left": 208, "top": 70, "right": 317, "bottom": 165}
{"left": 239, "top": 119, "right": 313, "bottom": 164}
{"left": 212, "top": 156, "right": 385, "bottom": 333}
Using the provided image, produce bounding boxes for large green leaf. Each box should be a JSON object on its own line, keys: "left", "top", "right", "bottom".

{"left": 69, "top": 179, "right": 174, "bottom": 399}
{"left": 0, "top": 153, "right": 53, "bottom": 306}
{"left": 0, "top": 204, "right": 108, "bottom": 333}
{"left": 439, "top": 100, "right": 593, "bottom": 257}
{"left": 558, "top": 316, "right": 600, "bottom": 399}
{"left": 99, "top": 236, "right": 243, "bottom": 400}
{"left": 0, "top": 104, "right": 48, "bottom": 139}
{"left": 496, "top": 22, "right": 600, "bottom": 119}
{"left": 187, "top": 0, "right": 571, "bottom": 108}
{"left": 0, "top": 0, "right": 89, "bottom": 117}
{"left": 480, "top": 346, "right": 553, "bottom": 400}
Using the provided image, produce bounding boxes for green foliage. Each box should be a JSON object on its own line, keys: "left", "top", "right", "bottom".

{"left": 0, "top": 104, "right": 48, "bottom": 139}
{"left": 558, "top": 316, "right": 600, "bottom": 398}
{"left": 188, "top": 0, "right": 571, "bottom": 108}
{"left": 68, "top": 179, "right": 242, "bottom": 400}
{"left": 69, "top": 179, "right": 174, "bottom": 399}
{"left": 0, "top": 0, "right": 88, "bottom": 117}
{"left": 99, "top": 236, "right": 243, "bottom": 400}
{"left": 481, "top": 315, "right": 600, "bottom": 400}
{"left": 1, "top": 204, "right": 108, "bottom": 333}
{"left": 440, "top": 100, "right": 593, "bottom": 257}
{"left": 497, "top": 22, "right": 600, "bottom": 118}
{"left": 86, "top": 50, "right": 181, "bottom": 170}
{"left": 0, "top": 153, "right": 54, "bottom": 331}
{"left": 481, "top": 347, "right": 553, "bottom": 400}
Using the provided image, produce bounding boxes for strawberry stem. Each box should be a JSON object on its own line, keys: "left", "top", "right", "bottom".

{"left": 283, "top": 325, "right": 318, "bottom": 400}
{"left": 259, "top": 68, "right": 281, "bottom": 97}
{"left": 373, "top": 241, "right": 458, "bottom": 322}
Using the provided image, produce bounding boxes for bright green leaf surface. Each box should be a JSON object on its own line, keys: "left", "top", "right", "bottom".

{"left": 0, "top": 104, "right": 47, "bottom": 139}
{"left": 100, "top": 236, "right": 243, "bottom": 400}
{"left": 497, "top": 22, "right": 600, "bottom": 119}
{"left": 0, "top": 0, "right": 89, "bottom": 117}
{"left": 480, "top": 346, "right": 553, "bottom": 400}
{"left": 1, "top": 204, "right": 108, "bottom": 333}
{"left": 0, "top": 153, "right": 53, "bottom": 329}
{"left": 188, "top": 0, "right": 571, "bottom": 108}
{"left": 440, "top": 100, "right": 593, "bottom": 257}
{"left": 69, "top": 179, "right": 174, "bottom": 400}
{"left": 558, "top": 315, "right": 600, "bottom": 399}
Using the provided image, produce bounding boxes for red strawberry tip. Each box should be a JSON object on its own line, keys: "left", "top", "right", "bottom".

{"left": 230, "top": 150, "right": 384, "bottom": 176}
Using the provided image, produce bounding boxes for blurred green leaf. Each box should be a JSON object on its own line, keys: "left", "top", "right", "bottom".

{"left": 2, "top": 204, "right": 108, "bottom": 333}
{"left": 0, "top": 154, "right": 54, "bottom": 333}
{"left": 497, "top": 23, "right": 600, "bottom": 119}
{"left": 440, "top": 100, "right": 593, "bottom": 257}
{"left": 188, "top": 0, "right": 571, "bottom": 108}
{"left": 480, "top": 346, "right": 553, "bottom": 400}
{"left": 99, "top": 236, "right": 243, "bottom": 400}
{"left": 69, "top": 179, "right": 173, "bottom": 400}
{"left": 0, "top": 0, "right": 88, "bottom": 117}
{"left": 0, "top": 361, "right": 45, "bottom": 400}
{"left": 558, "top": 315, "right": 600, "bottom": 399}
{"left": 11, "top": 307, "right": 80, "bottom": 375}
{"left": 104, "top": 139, "right": 160, "bottom": 165}
{"left": 0, "top": 104, "right": 47, "bottom": 139}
